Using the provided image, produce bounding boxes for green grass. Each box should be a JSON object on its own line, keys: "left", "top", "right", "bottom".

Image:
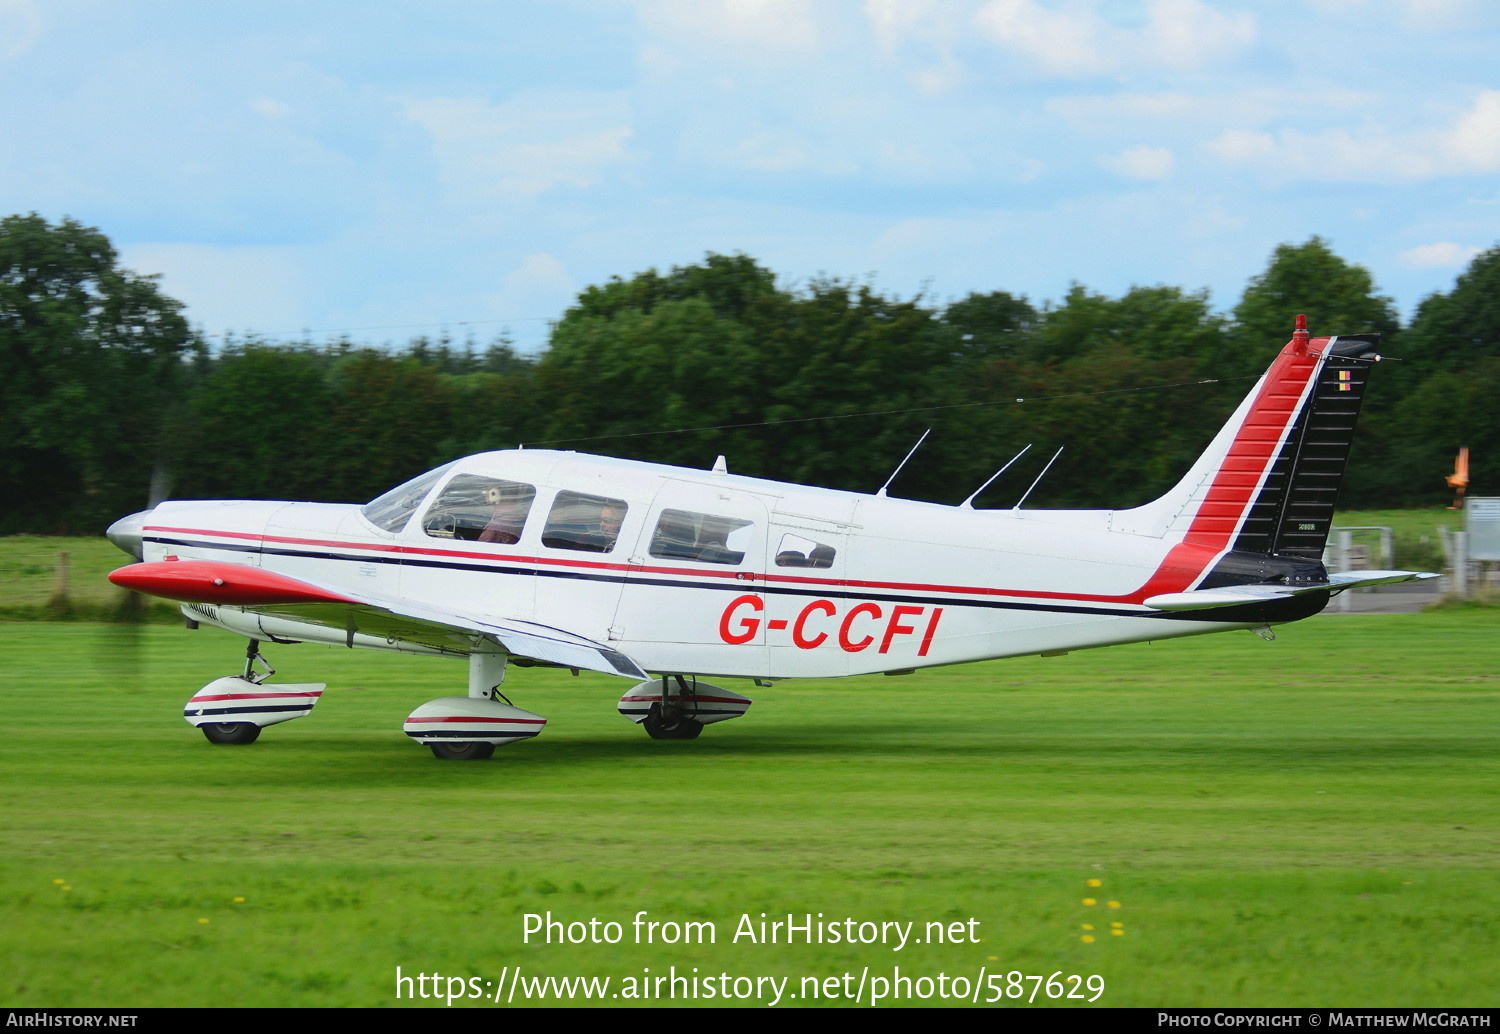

{"left": 2, "top": 612, "right": 1496, "bottom": 1008}
{"left": 0, "top": 535, "right": 176, "bottom": 621}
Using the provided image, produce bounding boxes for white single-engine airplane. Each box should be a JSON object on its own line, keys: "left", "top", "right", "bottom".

{"left": 107, "top": 318, "right": 1434, "bottom": 759}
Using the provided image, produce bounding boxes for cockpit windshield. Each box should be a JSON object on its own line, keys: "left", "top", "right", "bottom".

{"left": 361, "top": 463, "right": 456, "bottom": 533}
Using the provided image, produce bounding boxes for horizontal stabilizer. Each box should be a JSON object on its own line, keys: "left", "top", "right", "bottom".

{"left": 1144, "top": 570, "right": 1438, "bottom": 611}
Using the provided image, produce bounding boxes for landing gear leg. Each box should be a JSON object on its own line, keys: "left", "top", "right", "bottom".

{"left": 406, "top": 645, "right": 547, "bottom": 759}
{"left": 185, "top": 640, "right": 324, "bottom": 746}
{"left": 642, "top": 675, "right": 704, "bottom": 740}
{"left": 198, "top": 638, "right": 273, "bottom": 745}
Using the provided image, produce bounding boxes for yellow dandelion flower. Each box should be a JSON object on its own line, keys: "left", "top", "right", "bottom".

{"left": 1108, "top": 900, "right": 1121, "bottom": 908}
{"left": 60, "top": 886, "right": 71, "bottom": 892}
{"left": 1111, "top": 922, "right": 1123, "bottom": 928}
{"left": 987, "top": 956, "right": 998, "bottom": 961}
{"left": 1111, "top": 929, "right": 1124, "bottom": 936}
{"left": 1082, "top": 898, "right": 1096, "bottom": 906}
{"left": 1082, "top": 924, "right": 1094, "bottom": 931}
{"left": 232, "top": 897, "right": 245, "bottom": 904}
{"left": 197, "top": 918, "right": 210, "bottom": 924}
{"left": 1081, "top": 934, "right": 1095, "bottom": 943}
{"left": 52, "top": 879, "right": 66, "bottom": 885}
{"left": 1086, "top": 878, "right": 1102, "bottom": 887}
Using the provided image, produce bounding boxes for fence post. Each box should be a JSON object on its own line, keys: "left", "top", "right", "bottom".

{"left": 1453, "top": 531, "right": 1470, "bottom": 599}
{"left": 46, "top": 551, "right": 72, "bottom": 616}
{"left": 1334, "top": 529, "right": 1353, "bottom": 612}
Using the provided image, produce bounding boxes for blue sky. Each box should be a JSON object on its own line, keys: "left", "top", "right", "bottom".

{"left": 4, "top": 0, "right": 1498, "bottom": 353}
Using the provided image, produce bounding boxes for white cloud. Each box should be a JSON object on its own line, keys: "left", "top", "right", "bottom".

{"left": 1398, "top": 0, "right": 1480, "bottom": 31}
{"left": 1398, "top": 242, "right": 1483, "bottom": 268}
{"left": 402, "top": 92, "right": 633, "bottom": 197}
{"left": 973, "top": 0, "right": 1255, "bottom": 76}
{"left": 0, "top": 0, "right": 40, "bottom": 61}
{"left": 1100, "top": 145, "right": 1174, "bottom": 180}
{"left": 974, "top": 0, "right": 1108, "bottom": 75}
{"left": 722, "top": 133, "right": 812, "bottom": 173}
{"left": 863, "top": 0, "right": 966, "bottom": 95}
{"left": 1048, "top": 88, "right": 1376, "bottom": 133}
{"left": 1203, "top": 89, "right": 1500, "bottom": 183}
{"left": 473, "top": 253, "right": 578, "bottom": 345}
{"left": 119, "top": 242, "right": 313, "bottom": 336}
{"left": 1444, "top": 89, "right": 1500, "bottom": 170}
{"left": 634, "top": 0, "right": 827, "bottom": 53}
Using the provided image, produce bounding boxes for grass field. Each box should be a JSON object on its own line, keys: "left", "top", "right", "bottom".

{"left": 2, "top": 610, "right": 1496, "bottom": 1008}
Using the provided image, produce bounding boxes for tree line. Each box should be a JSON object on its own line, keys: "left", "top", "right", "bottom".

{"left": 3, "top": 212, "right": 1495, "bottom": 535}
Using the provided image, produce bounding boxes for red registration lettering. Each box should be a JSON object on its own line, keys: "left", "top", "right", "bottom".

{"left": 837, "top": 602, "right": 883, "bottom": 652}
{"left": 918, "top": 607, "right": 944, "bottom": 656}
{"left": 792, "top": 600, "right": 837, "bottom": 649}
{"left": 880, "top": 605, "right": 925, "bottom": 654}
{"left": 718, "top": 594, "right": 763, "bottom": 645}
{"left": 719, "top": 597, "right": 945, "bottom": 656}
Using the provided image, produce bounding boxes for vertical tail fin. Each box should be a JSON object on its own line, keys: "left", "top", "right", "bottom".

{"left": 1229, "top": 333, "right": 1380, "bottom": 559}
{"left": 1116, "top": 318, "right": 1384, "bottom": 567}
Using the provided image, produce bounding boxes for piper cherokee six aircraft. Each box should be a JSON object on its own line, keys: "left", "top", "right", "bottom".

{"left": 107, "top": 317, "right": 1434, "bottom": 759}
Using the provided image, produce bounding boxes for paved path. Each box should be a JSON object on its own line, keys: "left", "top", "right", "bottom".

{"left": 1324, "top": 580, "right": 1444, "bottom": 615}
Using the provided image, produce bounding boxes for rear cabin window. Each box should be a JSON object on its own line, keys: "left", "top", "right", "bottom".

{"left": 774, "top": 532, "right": 836, "bottom": 568}
{"left": 649, "top": 509, "right": 754, "bottom": 566}
{"left": 362, "top": 463, "right": 455, "bottom": 533}
{"left": 421, "top": 475, "right": 537, "bottom": 543}
{"left": 542, "top": 491, "right": 628, "bottom": 553}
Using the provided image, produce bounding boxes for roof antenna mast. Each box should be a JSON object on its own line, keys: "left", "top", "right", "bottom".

{"left": 959, "top": 444, "right": 1033, "bottom": 509}
{"left": 1013, "top": 446, "right": 1065, "bottom": 510}
{"left": 876, "top": 429, "right": 932, "bottom": 498}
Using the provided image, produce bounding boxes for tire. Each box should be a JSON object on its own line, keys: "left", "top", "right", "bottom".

{"left": 201, "top": 722, "right": 261, "bottom": 745}
{"left": 642, "top": 703, "right": 703, "bottom": 741}
{"left": 428, "top": 740, "right": 496, "bottom": 760}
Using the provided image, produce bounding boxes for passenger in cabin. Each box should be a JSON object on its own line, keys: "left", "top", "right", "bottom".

{"left": 477, "top": 485, "right": 529, "bottom": 544}
{"left": 652, "top": 512, "right": 699, "bottom": 559}
{"left": 543, "top": 493, "right": 628, "bottom": 552}
{"left": 595, "top": 504, "right": 625, "bottom": 549}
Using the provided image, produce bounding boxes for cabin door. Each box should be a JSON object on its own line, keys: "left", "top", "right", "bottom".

{"left": 612, "top": 479, "right": 771, "bottom": 676}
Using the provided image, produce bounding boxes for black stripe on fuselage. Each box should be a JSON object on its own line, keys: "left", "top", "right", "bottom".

{"left": 145, "top": 534, "right": 1320, "bottom": 625}
{"left": 187, "top": 704, "right": 311, "bottom": 717}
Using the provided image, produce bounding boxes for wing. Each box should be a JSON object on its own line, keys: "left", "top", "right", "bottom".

{"left": 108, "top": 560, "right": 648, "bottom": 680}
{"left": 1143, "top": 570, "right": 1439, "bottom": 612}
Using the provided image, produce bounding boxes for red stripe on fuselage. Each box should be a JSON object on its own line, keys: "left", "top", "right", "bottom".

{"left": 191, "top": 691, "right": 326, "bottom": 701}
{"left": 405, "top": 716, "right": 546, "bottom": 725}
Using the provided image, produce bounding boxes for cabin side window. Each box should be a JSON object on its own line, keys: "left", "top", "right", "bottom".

{"left": 649, "top": 509, "right": 754, "bottom": 566}
{"left": 422, "top": 475, "right": 537, "bottom": 543}
{"left": 361, "top": 463, "right": 456, "bottom": 534}
{"left": 542, "top": 491, "right": 628, "bottom": 553}
{"left": 775, "top": 532, "right": 836, "bottom": 568}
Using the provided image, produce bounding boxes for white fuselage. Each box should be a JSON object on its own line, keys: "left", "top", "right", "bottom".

{"left": 139, "top": 450, "right": 1261, "bottom": 682}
